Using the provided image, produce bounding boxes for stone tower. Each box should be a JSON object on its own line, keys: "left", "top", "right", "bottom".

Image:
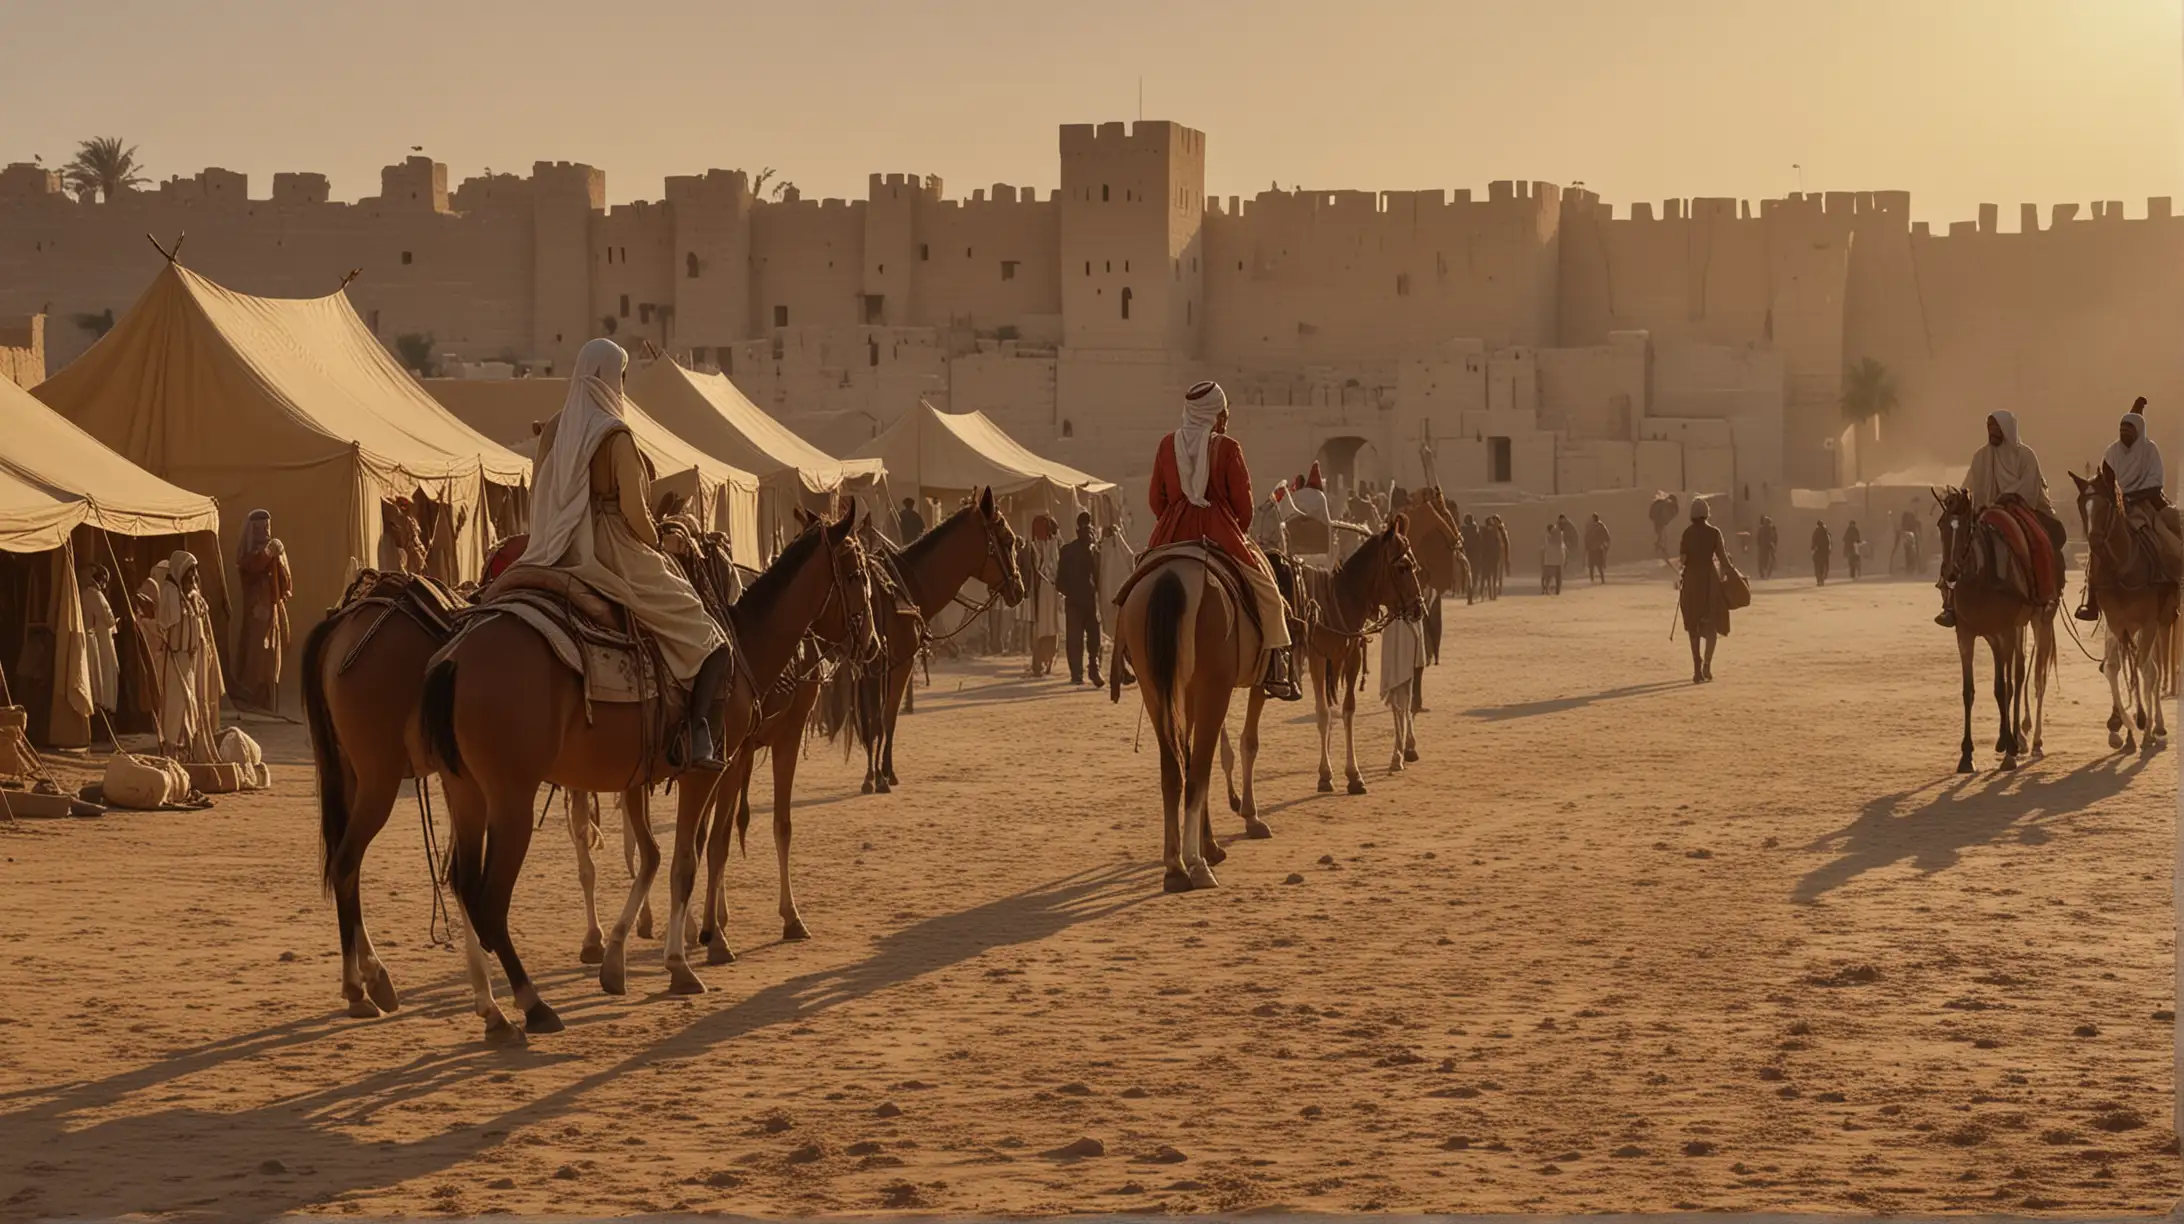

{"left": 1059, "top": 121, "right": 1206, "bottom": 357}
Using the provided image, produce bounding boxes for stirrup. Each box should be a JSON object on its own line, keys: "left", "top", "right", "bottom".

{"left": 2075, "top": 605, "right": 2100, "bottom": 622}
{"left": 1934, "top": 610, "right": 1957, "bottom": 628}
{"left": 677, "top": 719, "right": 725, "bottom": 772}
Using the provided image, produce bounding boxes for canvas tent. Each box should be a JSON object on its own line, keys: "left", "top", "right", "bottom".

{"left": 625, "top": 361, "right": 886, "bottom": 554}
{"left": 35, "top": 263, "right": 529, "bottom": 699}
{"left": 0, "top": 374, "right": 224, "bottom": 746}
{"left": 424, "top": 376, "right": 762, "bottom": 568}
{"left": 849, "top": 400, "right": 1116, "bottom": 528}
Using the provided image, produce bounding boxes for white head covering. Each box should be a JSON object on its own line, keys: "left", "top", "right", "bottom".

{"left": 241, "top": 509, "right": 272, "bottom": 557}
{"left": 1969, "top": 410, "right": 2047, "bottom": 509}
{"left": 2105, "top": 410, "right": 2165, "bottom": 494}
{"left": 1174, "top": 381, "right": 1228, "bottom": 509}
{"left": 520, "top": 339, "right": 631, "bottom": 567}
{"left": 1690, "top": 497, "right": 1710, "bottom": 522}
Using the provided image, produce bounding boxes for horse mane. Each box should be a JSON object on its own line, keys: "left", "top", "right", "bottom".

{"left": 735, "top": 522, "right": 828, "bottom": 628}
{"left": 900, "top": 501, "right": 979, "bottom": 569}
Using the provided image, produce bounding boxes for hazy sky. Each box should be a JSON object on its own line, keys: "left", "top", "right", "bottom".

{"left": 5, "top": 1, "right": 2178, "bottom": 225}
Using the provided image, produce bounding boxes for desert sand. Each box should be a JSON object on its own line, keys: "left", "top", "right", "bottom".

{"left": 0, "top": 570, "right": 2176, "bottom": 1218}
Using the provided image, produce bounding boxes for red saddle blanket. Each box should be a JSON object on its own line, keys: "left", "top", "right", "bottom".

{"left": 1978, "top": 504, "right": 2059, "bottom": 605}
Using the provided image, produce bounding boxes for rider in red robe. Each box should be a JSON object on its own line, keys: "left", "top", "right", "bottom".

{"left": 1142, "top": 381, "right": 1299, "bottom": 699}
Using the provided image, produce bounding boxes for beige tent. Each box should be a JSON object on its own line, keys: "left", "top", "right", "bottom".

{"left": 849, "top": 400, "right": 1116, "bottom": 527}
{"left": 424, "top": 378, "right": 762, "bottom": 567}
{"left": 0, "top": 375, "right": 224, "bottom": 746}
{"left": 35, "top": 263, "right": 529, "bottom": 699}
{"left": 626, "top": 361, "right": 886, "bottom": 555}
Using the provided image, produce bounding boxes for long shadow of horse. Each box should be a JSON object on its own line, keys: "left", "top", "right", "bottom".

{"left": 0, "top": 860, "right": 1153, "bottom": 1218}
{"left": 1792, "top": 753, "right": 2149, "bottom": 904}
{"left": 1461, "top": 679, "right": 1689, "bottom": 722}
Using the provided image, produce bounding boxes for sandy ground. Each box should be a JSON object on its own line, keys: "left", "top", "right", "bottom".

{"left": 0, "top": 567, "right": 2177, "bottom": 1219}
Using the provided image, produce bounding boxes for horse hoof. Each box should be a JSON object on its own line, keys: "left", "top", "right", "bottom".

{"left": 1346, "top": 778, "right": 1369, "bottom": 796}
{"left": 1205, "top": 841, "right": 1228, "bottom": 867}
{"left": 600, "top": 953, "right": 627, "bottom": 996}
{"left": 1227, "top": 792, "right": 1241, "bottom": 813}
{"left": 2110, "top": 731, "right": 2125, "bottom": 749}
{"left": 1162, "top": 870, "right": 1193, "bottom": 894}
{"left": 885, "top": 772, "right": 899, "bottom": 786}
{"left": 1187, "top": 864, "right": 1220, "bottom": 890}
{"left": 783, "top": 918, "right": 811, "bottom": 941}
{"left": 1317, "top": 777, "right": 1335, "bottom": 794}
{"left": 861, "top": 779, "right": 875, "bottom": 795}
{"left": 2000, "top": 756, "right": 2021, "bottom": 771}
{"left": 345, "top": 995, "right": 384, "bottom": 1020}
{"left": 874, "top": 778, "right": 892, "bottom": 795}
{"left": 1957, "top": 760, "right": 1974, "bottom": 775}
{"left": 483, "top": 1011, "right": 526, "bottom": 1047}
{"left": 580, "top": 938, "right": 605, "bottom": 966}
{"left": 635, "top": 914, "right": 656, "bottom": 941}
{"left": 668, "top": 970, "right": 708, "bottom": 996}
{"left": 1402, "top": 748, "right": 1420, "bottom": 764}
{"left": 707, "top": 940, "right": 737, "bottom": 966}
{"left": 1243, "top": 818, "right": 1273, "bottom": 840}
{"left": 524, "top": 1001, "right": 564, "bottom": 1034}
{"left": 366, "top": 967, "right": 400, "bottom": 1013}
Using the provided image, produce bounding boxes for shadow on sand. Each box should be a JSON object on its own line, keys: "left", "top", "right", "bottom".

{"left": 1461, "top": 679, "right": 1689, "bottom": 722}
{"left": 1793, "top": 751, "right": 2152, "bottom": 903}
{"left": 0, "top": 860, "right": 1154, "bottom": 1218}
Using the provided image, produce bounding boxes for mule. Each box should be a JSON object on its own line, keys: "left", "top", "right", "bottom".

{"left": 417, "top": 511, "right": 875, "bottom": 1042}
{"left": 1934, "top": 488, "right": 2059, "bottom": 773}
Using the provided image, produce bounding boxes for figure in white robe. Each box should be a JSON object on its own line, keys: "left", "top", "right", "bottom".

{"left": 79, "top": 567, "right": 119, "bottom": 717}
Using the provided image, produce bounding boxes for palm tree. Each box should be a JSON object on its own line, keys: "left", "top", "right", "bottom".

{"left": 1841, "top": 356, "right": 1899, "bottom": 483}
{"left": 63, "top": 137, "right": 148, "bottom": 203}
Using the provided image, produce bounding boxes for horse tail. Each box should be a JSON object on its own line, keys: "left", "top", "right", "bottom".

{"left": 420, "top": 658, "right": 464, "bottom": 779}
{"left": 816, "top": 666, "right": 857, "bottom": 758}
{"left": 301, "top": 614, "right": 348, "bottom": 895}
{"left": 1144, "top": 567, "right": 1192, "bottom": 758}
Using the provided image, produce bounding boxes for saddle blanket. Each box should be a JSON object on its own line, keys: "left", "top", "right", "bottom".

{"left": 449, "top": 589, "right": 664, "bottom": 707}
{"left": 1978, "top": 503, "right": 2059, "bottom": 605}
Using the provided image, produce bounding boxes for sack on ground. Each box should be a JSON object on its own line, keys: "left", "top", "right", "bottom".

{"left": 216, "top": 726, "right": 263, "bottom": 767}
{"left": 104, "top": 753, "right": 182, "bottom": 809}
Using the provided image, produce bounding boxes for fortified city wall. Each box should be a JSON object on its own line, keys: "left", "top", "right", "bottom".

{"left": 3, "top": 121, "right": 2175, "bottom": 515}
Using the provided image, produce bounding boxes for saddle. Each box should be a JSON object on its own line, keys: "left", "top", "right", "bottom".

{"left": 330, "top": 569, "right": 465, "bottom": 674}
{"left": 1976, "top": 503, "right": 2060, "bottom": 606}
{"left": 446, "top": 569, "right": 683, "bottom": 721}
{"left": 2120, "top": 493, "right": 2184, "bottom": 582}
{"left": 1112, "top": 540, "right": 1270, "bottom": 645}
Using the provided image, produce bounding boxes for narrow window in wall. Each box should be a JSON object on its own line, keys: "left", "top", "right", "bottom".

{"left": 686, "top": 252, "right": 700, "bottom": 278}
{"left": 863, "top": 294, "right": 884, "bottom": 324}
{"left": 1084, "top": 261, "right": 1091, "bottom": 276}
{"left": 604, "top": 247, "right": 613, "bottom": 264}
{"left": 619, "top": 294, "right": 630, "bottom": 318}
{"left": 1102, "top": 185, "right": 1110, "bottom": 202}
{"left": 920, "top": 244, "right": 929, "bottom": 261}
{"left": 1396, "top": 273, "right": 1411, "bottom": 297}
{"left": 965, "top": 247, "right": 973, "bottom": 258}
{"left": 869, "top": 338, "right": 880, "bottom": 367}
{"left": 619, "top": 246, "right": 627, "bottom": 262}
{"left": 1062, "top": 419, "right": 1074, "bottom": 438}
{"left": 638, "top": 304, "right": 653, "bottom": 324}
{"left": 691, "top": 346, "right": 709, "bottom": 367}
{"left": 400, "top": 250, "right": 413, "bottom": 265}
{"left": 1488, "top": 437, "right": 1513, "bottom": 484}
{"left": 774, "top": 305, "right": 789, "bottom": 328}
{"left": 1001, "top": 260, "right": 1018, "bottom": 281}
{"left": 1120, "top": 287, "right": 1133, "bottom": 320}
{"left": 1105, "top": 260, "right": 1111, "bottom": 273}
{"left": 1124, "top": 260, "right": 1130, "bottom": 273}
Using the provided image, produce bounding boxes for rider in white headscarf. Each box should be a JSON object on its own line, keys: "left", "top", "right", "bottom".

{"left": 2104, "top": 410, "right": 2164, "bottom": 498}
{"left": 1945, "top": 410, "right": 2064, "bottom": 627}
{"left": 524, "top": 338, "right": 733, "bottom": 768}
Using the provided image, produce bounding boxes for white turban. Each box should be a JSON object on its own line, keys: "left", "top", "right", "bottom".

{"left": 1174, "top": 380, "right": 1227, "bottom": 509}
{"left": 2105, "top": 410, "right": 2165, "bottom": 495}
{"left": 521, "top": 338, "right": 631, "bottom": 567}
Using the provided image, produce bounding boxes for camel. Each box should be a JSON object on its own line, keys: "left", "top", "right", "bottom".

{"left": 2070, "top": 465, "right": 2180, "bottom": 752}
{"left": 1933, "top": 488, "right": 2058, "bottom": 773}
{"left": 827, "top": 490, "right": 1024, "bottom": 794}
{"left": 417, "top": 511, "right": 874, "bottom": 1042}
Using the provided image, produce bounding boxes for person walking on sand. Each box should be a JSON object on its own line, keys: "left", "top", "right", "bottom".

{"left": 1583, "top": 513, "right": 1611, "bottom": 583}
{"left": 1678, "top": 498, "right": 1734, "bottom": 684}
{"left": 1811, "top": 520, "right": 1832, "bottom": 586}
{"left": 1539, "top": 523, "right": 1565, "bottom": 595}
{"left": 1756, "top": 515, "right": 1779, "bottom": 579}
{"left": 1842, "top": 519, "right": 1864, "bottom": 581}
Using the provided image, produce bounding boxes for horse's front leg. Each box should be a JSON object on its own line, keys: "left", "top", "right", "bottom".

{"left": 700, "top": 752, "right": 754, "bottom": 965}
{"left": 661, "top": 774, "right": 717, "bottom": 995}
{"left": 1957, "top": 632, "right": 1976, "bottom": 773}
{"left": 567, "top": 791, "right": 605, "bottom": 965}
{"left": 2107, "top": 630, "right": 2131, "bottom": 750}
{"left": 1991, "top": 638, "right": 2020, "bottom": 769}
{"left": 601, "top": 786, "right": 659, "bottom": 996}
{"left": 772, "top": 731, "right": 811, "bottom": 940}
{"left": 1218, "top": 724, "right": 1240, "bottom": 814}
{"left": 1341, "top": 652, "right": 1367, "bottom": 795}
{"left": 1310, "top": 648, "right": 1335, "bottom": 793}
{"left": 1238, "top": 688, "right": 1271, "bottom": 837}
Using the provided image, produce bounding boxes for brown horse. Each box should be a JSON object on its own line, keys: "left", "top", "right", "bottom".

{"left": 1295, "top": 520, "right": 1426, "bottom": 795}
{"left": 1934, "top": 488, "right": 2058, "bottom": 773}
{"left": 2070, "top": 464, "right": 2180, "bottom": 751}
{"left": 1402, "top": 487, "right": 1468, "bottom": 711}
{"left": 832, "top": 489, "right": 1024, "bottom": 794}
{"left": 1118, "top": 544, "right": 1265, "bottom": 892}
{"left": 691, "top": 511, "right": 886, "bottom": 962}
{"left": 301, "top": 573, "right": 449, "bottom": 1019}
{"left": 418, "top": 510, "right": 874, "bottom": 1042}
